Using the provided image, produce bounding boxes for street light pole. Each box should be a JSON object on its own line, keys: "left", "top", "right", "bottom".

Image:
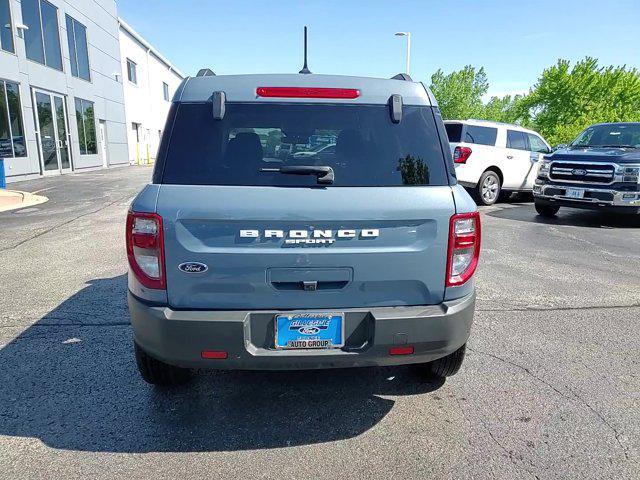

{"left": 394, "top": 32, "right": 411, "bottom": 76}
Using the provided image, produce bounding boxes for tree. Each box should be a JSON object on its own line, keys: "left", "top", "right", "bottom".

{"left": 519, "top": 57, "right": 640, "bottom": 145}
{"left": 429, "top": 66, "right": 489, "bottom": 120}
{"left": 430, "top": 66, "right": 525, "bottom": 124}
{"left": 482, "top": 94, "right": 526, "bottom": 124}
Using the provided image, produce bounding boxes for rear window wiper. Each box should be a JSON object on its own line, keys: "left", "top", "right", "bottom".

{"left": 260, "top": 165, "right": 335, "bottom": 184}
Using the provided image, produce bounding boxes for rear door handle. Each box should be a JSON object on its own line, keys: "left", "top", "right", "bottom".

{"left": 507, "top": 155, "right": 513, "bottom": 159}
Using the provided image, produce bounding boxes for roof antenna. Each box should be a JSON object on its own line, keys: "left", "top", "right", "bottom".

{"left": 299, "top": 26, "right": 312, "bottom": 74}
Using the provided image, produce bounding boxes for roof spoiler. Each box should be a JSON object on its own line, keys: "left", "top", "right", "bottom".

{"left": 197, "top": 68, "right": 216, "bottom": 77}
{"left": 391, "top": 73, "right": 413, "bottom": 81}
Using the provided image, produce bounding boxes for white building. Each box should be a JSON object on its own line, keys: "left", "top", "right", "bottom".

{"left": 0, "top": 0, "right": 129, "bottom": 182}
{"left": 118, "top": 19, "right": 184, "bottom": 165}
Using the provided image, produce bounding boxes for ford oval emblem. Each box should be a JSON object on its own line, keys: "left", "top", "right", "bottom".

{"left": 298, "top": 326, "right": 321, "bottom": 335}
{"left": 572, "top": 169, "right": 587, "bottom": 176}
{"left": 178, "top": 262, "right": 208, "bottom": 274}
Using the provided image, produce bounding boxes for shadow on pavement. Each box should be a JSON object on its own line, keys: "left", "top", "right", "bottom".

{"left": 486, "top": 203, "right": 640, "bottom": 229}
{"left": 0, "top": 275, "right": 443, "bottom": 453}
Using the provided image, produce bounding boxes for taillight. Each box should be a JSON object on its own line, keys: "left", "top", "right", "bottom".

{"left": 256, "top": 87, "right": 360, "bottom": 99}
{"left": 446, "top": 212, "right": 481, "bottom": 287}
{"left": 454, "top": 146, "right": 472, "bottom": 164}
{"left": 126, "top": 211, "right": 166, "bottom": 290}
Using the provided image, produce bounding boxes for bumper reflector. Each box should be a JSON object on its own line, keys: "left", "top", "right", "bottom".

{"left": 389, "top": 346, "right": 414, "bottom": 356}
{"left": 201, "top": 350, "right": 228, "bottom": 360}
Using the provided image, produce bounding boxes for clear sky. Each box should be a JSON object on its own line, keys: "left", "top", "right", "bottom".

{"left": 117, "top": 0, "right": 640, "bottom": 98}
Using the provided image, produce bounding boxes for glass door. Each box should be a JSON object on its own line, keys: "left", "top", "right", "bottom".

{"left": 33, "top": 89, "right": 72, "bottom": 175}
{"left": 54, "top": 96, "right": 71, "bottom": 171}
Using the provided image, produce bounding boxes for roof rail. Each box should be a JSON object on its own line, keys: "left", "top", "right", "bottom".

{"left": 467, "top": 118, "right": 517, "bottom": 126}
{"left": 196, "top": 68, "right": 216, "bottom": 77}
{"left": 391, "top": 73, "right": 413, "bottom": 82}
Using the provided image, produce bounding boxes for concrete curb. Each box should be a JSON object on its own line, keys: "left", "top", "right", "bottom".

{"left": 0, "top": 189, "right": 49, "bottom": 213}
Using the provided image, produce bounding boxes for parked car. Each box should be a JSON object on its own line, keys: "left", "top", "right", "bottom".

{"left": 534, "top": 122, "right": 640, "bottom": 216}
{"left": 126, "top": 72, "right": 480, "bottom": 386}
{"left": 444, "top": 119, "right": 552, "bottom": 205}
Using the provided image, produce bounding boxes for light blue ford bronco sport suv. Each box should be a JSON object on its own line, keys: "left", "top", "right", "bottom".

{"left": 127, "top": 71, "right": 480, "bottom": 385}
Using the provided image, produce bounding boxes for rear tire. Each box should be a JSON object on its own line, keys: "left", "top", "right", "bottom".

{"left": 475, "top": 171, "right": 501, "bottom": 206}
{"left": 535, "top": 201, "right": 560, "bottom": 217}
{"left": 427, "top": 344, "right": 466, "bottom": 378}
{"left": 134, "top": 342, "right": 192, "bottom": 386}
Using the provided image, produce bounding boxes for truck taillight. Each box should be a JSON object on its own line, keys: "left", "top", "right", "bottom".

{"left": 454, "top": 146, "right": 472, "bottom": 164}
{"left": 126, "top": 212, "right": 166, "bottom": 290}
{"left": 446, "top": 212, "right": 481, "bottom": 287}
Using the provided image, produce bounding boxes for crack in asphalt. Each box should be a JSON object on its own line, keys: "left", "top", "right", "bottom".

{"left": 468, "top": 347, "right": 631, "bottom": 461}
{"left": 476, "top": 303, "right": 640, "bottom": 313}
{"left": 453, "top": 395, "right": 541, "bottom": 479}
{"left": 0, "top": 193, "right": 134, "bottom": 253}
{"left": 0, "top": 322, "right": 129, "bottom": 329}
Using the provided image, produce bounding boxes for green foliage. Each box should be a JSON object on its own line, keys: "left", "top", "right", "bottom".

{"left": 429, "top": 66, "right": 525, "bottom": 125}
{"left": 519, "top": 57, "right": 640, "bottom": 145}
{"left": 429, "top": 66, "right": 489, "bottom": 120}
{"left": 481, "top": 94, "right": 526, "bottom": 124}
{"left": 430, "top": 58, "right": 640, "bottom": 146}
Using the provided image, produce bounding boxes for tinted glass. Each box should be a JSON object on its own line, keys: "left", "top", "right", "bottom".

{"left": 55, "top": 96, "right": 69, "bottom": 168}
{"left": 75, "top": 98, "right": 96, "bottom": 155}
{"left": 73, "top": 20, "right": 90, "bottom": 80}
{"left": 22, "top": 0, "right": 45, "bottom": 64}
{"left": 6, "top": 82, "right": 26, "bottom": 157}
{"left": 65, "top": 15, "right": 78, "bottom": 77}
{"left": 83, "top": 100, "right": 96, "bottom": 153}
{"left": 527, "top": 133, "right": 548, "bottom": 153}
{"left": 444, "top": 123, "right": 462, "bottom": 142}
{"left": 127, "top": 59, "right": 137, "bottom": 83}
{"left": 464, "top": 125, "right": 497, "bottom": 146}
{"left": 507, "top": 130, "right": 528, "bottom": 150}
{"left": 0, "top": 0, "right": 14, "bottom": 53}
{"left": 75, "top": 98, "right": 86, "bottom": 154}
{"left": 41, "top": 0, "right": 62, "bottom": 70}
{"left": 0, "top": 83, "right": 11, "bottom": 157}
{"left": 36, "top": 92, "right": 58, "bottom": 170}
{"left": 571, "top": 123, "right": 640, "bottom": 148}
{"left": 162, "top": 103, "right": 448, "bottom": 187}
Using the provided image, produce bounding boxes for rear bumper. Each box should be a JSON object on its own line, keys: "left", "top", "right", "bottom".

{"left": 534, "top": 183, "right": 640, "bottom": 213}
{"left": 128, "top": 291, "right": 475, "bottom": 370}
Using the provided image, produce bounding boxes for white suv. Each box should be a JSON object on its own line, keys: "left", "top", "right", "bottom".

{"left": 444, "top": 119, "right": 552, "bottom": 205}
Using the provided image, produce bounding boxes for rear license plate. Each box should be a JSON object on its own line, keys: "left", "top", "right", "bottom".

{"left": 275, "top": 313, "right": 344, "bottom": 349}
{"left": 565, "top": 188, "right": 584, "bottom": 199}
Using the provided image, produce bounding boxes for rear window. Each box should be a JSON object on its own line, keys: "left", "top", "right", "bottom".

{"left": 464, "top": 125, "right": 497, "bottom": 146}
{"left": 445, "top": 123, "right": 462, "bottom": 142}
{"left": 159, "top": 103, "right": 448, "bottom": 187}
{"left": 507, "top": 129, "right": 528, "bottom": 150}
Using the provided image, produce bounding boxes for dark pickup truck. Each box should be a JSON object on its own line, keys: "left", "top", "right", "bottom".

{"left": 534, "top": 122, "right": 640, "bottom": 216}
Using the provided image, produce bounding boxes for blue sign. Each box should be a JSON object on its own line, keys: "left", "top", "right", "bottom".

{"left": 275, "top": 313, "right": 344, "bottom": 349}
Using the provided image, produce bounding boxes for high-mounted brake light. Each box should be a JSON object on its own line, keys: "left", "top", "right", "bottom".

{"left": 454, "top": 146, "right": 472, "bottom": 164}
{"left": 446, "top": 212, "right": 481, "bottom": 287}
{"left": 256, "top": 87, "right": 360, "bottom": 99}
{"left": 126, "top": 212, "right": 166, "bottom": 290}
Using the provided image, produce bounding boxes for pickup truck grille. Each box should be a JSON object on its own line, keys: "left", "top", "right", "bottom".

{"left": 549, "top": 162, "right": 615, "bottom": 184}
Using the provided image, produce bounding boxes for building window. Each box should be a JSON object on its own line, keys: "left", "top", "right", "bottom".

{"left": 0, "top": 0, "right": 15, "bottom": 53}
{"left": 21, "top": 0, "right": 63, "bottom": 70}
{"left": 126, "top": 59, "right": 137, "bottom": 84}
{"left": 163, "top": 82, "right": 169, "bottom": 101}
{"left": 66, "top": 15, "right": 90, "bottom": 81}
{"left": 0, "top": 81, "right": 27, "bottom": 158}
{"left": 75, "top": 98, "right": 96, "bottom": 155}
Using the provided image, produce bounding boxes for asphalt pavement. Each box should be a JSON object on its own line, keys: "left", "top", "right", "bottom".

{"left": 0, "top": 166, "right": 638, "bottom": 479}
